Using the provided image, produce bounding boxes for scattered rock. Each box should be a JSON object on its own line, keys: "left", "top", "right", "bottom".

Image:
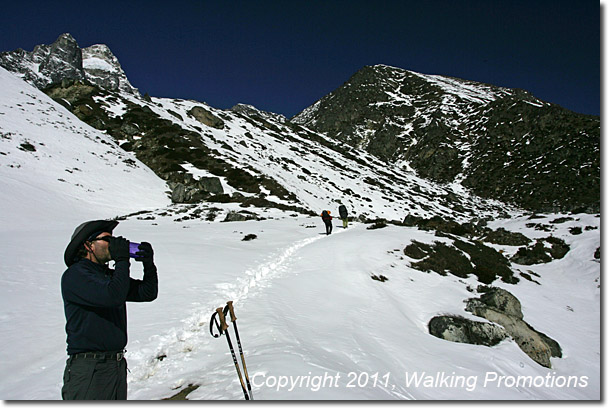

{"left": 550, "top": 217, "right": 574, "bottom": 224}
{"left": 477, "top": 287, "right": 523, "bottom": 320}
{"left": 518, "top": 270, "right": 541, "bottom": 285}
{"left": 366, "top": 219, "right": 388, "bottom": 230}
{"left": 407, "top": 239, "right": 518, "bottom": 284}
{"left": 428, "top": 315, "right": 508, "bottom": 346}
{"left": 403, "top": 241, "right": 429, "bottom": 259}
{"left": 187, "top": 106, "right": 225, "bottom": 129}
{"left": 18, "top": 141, "right": 36, "bottom": 152}
{"left": 465, "top": 288, "right": 562, "bottom": 368}
{"left": 163, "top": 384, "right": 199, "bottom": 400}
{"left": 430, "top": 287, "right": 562, "bottom": 368}
{"left": 402, "top": 215, "right": 481, "bottom": 237}
{"left": 223, "top": 210, "right": 260, "bottom": 222}
{"left": 511, "top": 237, "right": 570, "bottom": 265}
{"left": 483, "top": 228, "right": 530, "bottom": 246}
{"left": 169, "top": 177, "right": 224, "bottom": 203}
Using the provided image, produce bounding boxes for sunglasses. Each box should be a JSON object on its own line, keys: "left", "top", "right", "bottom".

{"left": 89, "top": 235, "right": 112, "bottom": 243}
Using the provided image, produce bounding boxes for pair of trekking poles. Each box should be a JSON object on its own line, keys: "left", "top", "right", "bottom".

{"left": 209, "top": 301, "right": 254, "bottom": 400}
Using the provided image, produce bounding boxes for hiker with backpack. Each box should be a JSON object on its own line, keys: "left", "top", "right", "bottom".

{"left": 338, "top": 204, "right": 348, "bottom": 228}
{"left": 321, "top": 210, "right": 333, "bottom": 235}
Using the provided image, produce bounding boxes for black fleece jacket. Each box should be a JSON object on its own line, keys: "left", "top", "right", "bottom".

{"left": 61, "top": 258, "right": 157, "bottom": 355}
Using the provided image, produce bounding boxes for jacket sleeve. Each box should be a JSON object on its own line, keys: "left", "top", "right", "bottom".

{"left": 127, "top": 263, "right": 158, "bottom": 302}
{"left": 62, "top": 260, "right": 131, "bottom": 307}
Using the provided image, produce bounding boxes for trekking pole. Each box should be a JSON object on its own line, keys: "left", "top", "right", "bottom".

{"left": 226, "top": 301, "right": 254, "bottom": 400}
{"left": 210, "top": 307, "right": 251, "bottom": 400}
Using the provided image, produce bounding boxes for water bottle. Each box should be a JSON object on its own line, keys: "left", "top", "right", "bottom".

{"left": 129, "top": 242, "right": 141, "bottom": 258}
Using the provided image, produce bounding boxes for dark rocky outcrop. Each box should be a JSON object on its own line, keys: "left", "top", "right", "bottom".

{"left": 404, "top": 239, "right": 517, "bottom": 284}
{"left": 169, "top": 176, "right": 223, "bottom": 203}
{"left": 511, "top": 237, "right": 570, "bottom": 265}
{"left": 429, "top": 315, "right": 508, "bottom": 347}
{"left": 223, "top": 210, "right": 260, "bottom": 222}
{"left": 483, "top": 228, "right": 531, "bottom": 246}
{"left": 0, "top": 33, "right": 84, "bottom": 89}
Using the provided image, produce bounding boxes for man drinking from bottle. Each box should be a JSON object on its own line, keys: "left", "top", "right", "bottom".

{"left": 60, "top": 219, "right": 158, "bottom": 400}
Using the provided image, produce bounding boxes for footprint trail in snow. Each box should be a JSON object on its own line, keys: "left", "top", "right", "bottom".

{"left": 126, "top": 231, "right": 334, "bottom": 397}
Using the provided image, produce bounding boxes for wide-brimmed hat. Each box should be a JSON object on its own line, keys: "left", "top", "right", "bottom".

{"left": 64, "top": 219, "right": 119, "bottom": 266}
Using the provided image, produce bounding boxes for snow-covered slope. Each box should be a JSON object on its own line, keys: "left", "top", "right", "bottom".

{"left": 0, "top": 207, "right": 600, "bottom": 400}
{"left": 0, "top": 66, "right": 169, "bottom": 231}
{"left": 0, "top": 49, "right": 600, "bottom": 402}
{"left": 105, "top": 89, "right": 513, "bottom": 223}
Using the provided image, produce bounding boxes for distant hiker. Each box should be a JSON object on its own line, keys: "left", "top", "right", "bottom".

{"left": 338, "top": 204, "right": 348, "bottom": 228}
{"left": 61, "top": 220, "right": 158, "bottom": 400}
{"left": 321, "top": 210, "right": 333, "bottom": 235}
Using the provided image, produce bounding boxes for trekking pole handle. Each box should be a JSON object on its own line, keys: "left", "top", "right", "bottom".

{"left": 216, "top": 307, "right": 229, "bottom": 331}
{"left": 227, "top": 300, "right": 237, "bottom": 322}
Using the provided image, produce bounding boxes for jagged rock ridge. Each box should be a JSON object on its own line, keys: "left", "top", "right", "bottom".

{"left": 0, "top": 33, "right": 139, "bottom": 95}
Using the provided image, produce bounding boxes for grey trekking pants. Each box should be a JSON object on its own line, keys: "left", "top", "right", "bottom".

{"left": 61, "top": 355, "right": 127, "bottom": 400}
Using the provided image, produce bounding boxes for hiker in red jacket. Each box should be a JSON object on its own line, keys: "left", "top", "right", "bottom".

{"left": 321, "top": 210, "right": 333, "bottom": 235}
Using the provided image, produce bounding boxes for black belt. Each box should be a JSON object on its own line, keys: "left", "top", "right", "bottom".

{"left": 70, "top": 350, "right": 125, "bottom": 361}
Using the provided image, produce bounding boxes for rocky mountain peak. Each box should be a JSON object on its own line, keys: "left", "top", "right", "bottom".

{"left": 292, "top": 64, "right": 599, "bottom": 213}
{"left": 0, "top": 33, "right": 84, "bottom": 88}
{"left": 0, "top": 33, "right": 138, "bottom": 95}
{"left": 82, "top": 43, "right": 139, "bottom": 95}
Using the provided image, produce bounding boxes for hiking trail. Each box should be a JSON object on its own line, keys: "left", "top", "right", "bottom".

{"left": 126, "top": 228, "right": 348, "bottom": 398}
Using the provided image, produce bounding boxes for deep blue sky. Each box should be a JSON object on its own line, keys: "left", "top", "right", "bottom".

{"left": 0, "top": 1, "right": 600, "bottom": 117}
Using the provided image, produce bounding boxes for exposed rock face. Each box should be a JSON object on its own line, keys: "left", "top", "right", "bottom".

{"left": 293, "top": 64, "right": 600, "bottom": 213}
{"left": 169, "top": 177, "right": 224, "bottom": 203}
{"left": 0, "top": 33, "right": 84, "bottom": 88}
{"left": 0, "top": 33, "right": 138, "bottom": 95}
{"left": 2, "top": 34, "right": 598, "bottom": 217}
{"left": 430, "top": 288, "right": 561, "bottom": 368}
{"left": 82, "top": 44, "right": 139, "bottom": 94}
{"left": 483, "top": 228, "right": 531, "bottom": 246}
{"left": 187, "top": 106, "right": 225, "bottom": 129}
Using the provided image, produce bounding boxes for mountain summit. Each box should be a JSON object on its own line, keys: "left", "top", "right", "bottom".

{"left": 0, "top": 33, "right": 138, "bottom": 95}
{"left": 293, "top": 65, "right": 600, "bottom": 213}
